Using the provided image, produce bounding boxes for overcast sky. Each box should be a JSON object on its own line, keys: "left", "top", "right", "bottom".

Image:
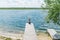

{"left": 0, "top": 0, "right": 45, "bottom": 8}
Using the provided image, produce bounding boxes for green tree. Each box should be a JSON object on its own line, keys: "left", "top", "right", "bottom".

{"left": 45, "top": 0, "right": 60, "bottom": 25}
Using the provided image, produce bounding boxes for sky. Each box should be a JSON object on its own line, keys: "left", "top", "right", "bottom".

{"left": 0, "top": 0, "right": 45, "bottom": 8}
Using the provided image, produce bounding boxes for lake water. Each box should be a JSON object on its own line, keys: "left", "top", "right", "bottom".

{"left": 0, "top": 9, "right": 60, "bottom": 33}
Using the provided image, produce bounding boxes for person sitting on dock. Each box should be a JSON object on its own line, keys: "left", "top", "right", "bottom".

{"left": 28, "top": 18, "right": 31, "bottom": 24}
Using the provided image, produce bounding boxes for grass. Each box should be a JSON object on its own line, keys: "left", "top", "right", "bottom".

{"left": 17, "top": 39, "right": 21, "bottom": 40}
{"left": 5, "top": 38, "right": 12, "bottom": 40}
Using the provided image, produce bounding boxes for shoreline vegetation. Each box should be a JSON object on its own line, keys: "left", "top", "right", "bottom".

{"left": 0, "top": 8, "right": 49, "bottom": 10}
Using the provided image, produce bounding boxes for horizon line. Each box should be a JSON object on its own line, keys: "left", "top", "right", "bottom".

{"left": 0, "top": 8, "right": 49, "bottom": 10}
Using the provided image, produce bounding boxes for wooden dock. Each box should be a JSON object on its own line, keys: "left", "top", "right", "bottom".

{"left": 23, "top": 23, "right": 38, "bottom": 40}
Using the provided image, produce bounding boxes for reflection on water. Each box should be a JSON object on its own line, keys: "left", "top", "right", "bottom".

{"left": 0, "top": 10, "right": 60, "bottom": 33}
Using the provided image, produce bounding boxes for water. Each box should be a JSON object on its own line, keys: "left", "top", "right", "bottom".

{"left": 0, "top": 9, "right": 60, "bottom": 33}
